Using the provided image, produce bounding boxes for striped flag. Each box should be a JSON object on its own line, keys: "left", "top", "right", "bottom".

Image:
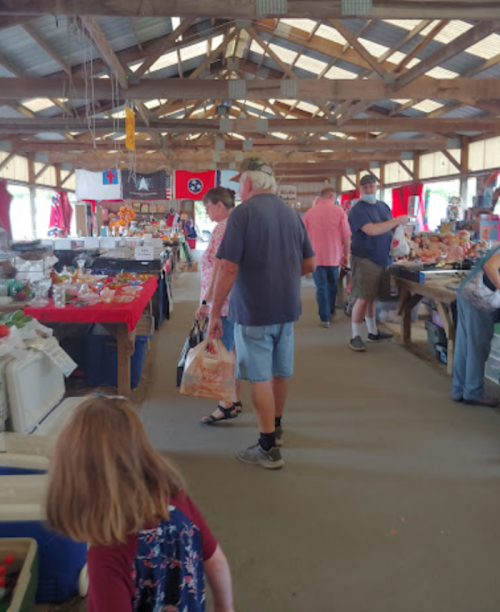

{"left": 166, "top": 175, "right": 172, "bottom": 201}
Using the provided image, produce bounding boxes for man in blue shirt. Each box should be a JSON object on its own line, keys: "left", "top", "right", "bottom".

{"left": 208, "top": 156, "right": 316, "bottom": 470}
{"left": 348, "top": 175, "right": 408, "bottom": 352}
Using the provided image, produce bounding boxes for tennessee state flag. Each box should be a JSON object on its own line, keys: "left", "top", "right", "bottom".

{"left": 174, "top": 171, "right": 217, "bottom": 199}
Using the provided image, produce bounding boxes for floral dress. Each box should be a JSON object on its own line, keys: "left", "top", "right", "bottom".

{"left": 87, "top": 493, "right": 217, "bottom": 612}
{"left": 200, "top": 219, "right": 229, "bottom": 317}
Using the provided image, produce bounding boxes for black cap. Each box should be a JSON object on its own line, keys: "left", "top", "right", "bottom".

{"left": 360, "top": 174, "right": 377, "bottom": 186}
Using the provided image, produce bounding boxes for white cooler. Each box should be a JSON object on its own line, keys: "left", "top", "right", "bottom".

{"left": 6, "top": 348, "right": 84, "bottom": 435}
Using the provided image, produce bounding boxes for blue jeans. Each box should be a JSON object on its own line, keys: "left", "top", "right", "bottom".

{"left": 312, "top": 266, "right": 340, "bottom": 322}
{"left": 452, "top": 291, "right": 495, "bottom": 401}
{"left": 234, "top": 323, "right": 294, "bottom": 382}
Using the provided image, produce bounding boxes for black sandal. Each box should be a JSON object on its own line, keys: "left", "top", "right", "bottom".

{"left": 233, "top": 401, "right": 243, "bottom": 414}
{"left": 201, "top": 404, "right": 238, "bottom": 425}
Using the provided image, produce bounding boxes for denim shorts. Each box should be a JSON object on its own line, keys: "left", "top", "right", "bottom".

{"left": 221, "top": 316, "right": 235, "bottom": 352}
{"left": 234, "top": 322, "right": 294, "bottom": 382}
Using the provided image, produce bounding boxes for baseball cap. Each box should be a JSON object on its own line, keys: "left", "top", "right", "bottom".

{"left": 230, "top": 156, "right": 274, "bottom": 182}
{"left": 359, "top": 174, "right": 377, "bottom": 186}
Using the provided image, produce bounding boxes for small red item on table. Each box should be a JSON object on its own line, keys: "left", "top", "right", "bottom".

{"left": 3, "top": 555, "right": 14, "bottom": 566}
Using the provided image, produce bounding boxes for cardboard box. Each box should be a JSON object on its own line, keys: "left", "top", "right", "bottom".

{"left": 186, "top": 262, "right": 198, "bottom": 273}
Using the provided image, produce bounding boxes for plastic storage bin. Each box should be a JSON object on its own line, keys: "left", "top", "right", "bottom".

{"left": 0, "top": 538, "right": 38, "bottom": 612}
{"left": 0, "top": 473, "right": 87, "bottom": 604}
{"left": 186, "top": 238, "right": 196, "bottom": 250}
{"left": 85, "top": 316, "right": 154, "bottom": 388}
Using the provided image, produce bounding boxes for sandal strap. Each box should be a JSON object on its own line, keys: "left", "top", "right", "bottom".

{"left": 217, "top": 404, "right": 236, "bottom": 417}
{"left": 233, "top": 401, "right": 243, "bottom": 408}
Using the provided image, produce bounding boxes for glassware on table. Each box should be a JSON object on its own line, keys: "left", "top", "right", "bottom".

{"left": 53, "top": 285, "right": 66, "bottom": 308}
{"left": 31, "top": 277, "right": 52, "bottom": 307}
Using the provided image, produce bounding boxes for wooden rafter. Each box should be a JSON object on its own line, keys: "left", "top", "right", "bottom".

{"left": 396, "top": 19, "right": 500, "bottom": 89}
{"left": 4, "top": 77, "right": 500, "bottom": 103}
{"left": 393, "top": 20, "right": 448, "bottom": 74}
{"left": 135, "top": 18, "right": 194, "bottom": 77}
{"left": 2, "top": 1, "right": 500, "bottom": 20}
{"left": 330, "top": 20, "right": 386, "bottom": 78}
{"left": 80, "top": 17, "right": 129, "bottom": 89}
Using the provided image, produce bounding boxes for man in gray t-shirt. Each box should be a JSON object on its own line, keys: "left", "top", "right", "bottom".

{"left": 209, "top": 156, "right": 316, "bottom": 470}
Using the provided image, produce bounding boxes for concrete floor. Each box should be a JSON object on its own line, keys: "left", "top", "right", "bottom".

{"left": 141, "top": 271, "right": 500, "bottom": 612}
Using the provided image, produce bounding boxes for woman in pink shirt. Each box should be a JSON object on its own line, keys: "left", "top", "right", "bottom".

{"left": 303, "top": 187, "right": 351, "bottom": 327}
{"left": 196, "top": 187, "right": 242, "bottom": 424}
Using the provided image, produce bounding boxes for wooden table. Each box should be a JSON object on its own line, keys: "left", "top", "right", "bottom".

{"left": 394, "top": 277, "right": 458, "bottom": 374}
{"left": 25, "top": 277, "right": 158, "bottom": 395}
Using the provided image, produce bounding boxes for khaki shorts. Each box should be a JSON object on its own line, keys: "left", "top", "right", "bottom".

{"left": 351, "top": 256, "right": 391, "bottom": 302}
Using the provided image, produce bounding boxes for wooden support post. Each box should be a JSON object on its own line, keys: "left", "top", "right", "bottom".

{"left": 356, "top": 170, "right": 361, "bottom": 187}
{"left": 460, "top": 136, "right": 470, "bottom": 207}
{"left": 414, "top": 153, "right": 420, "bottom": 182}
{"left": 27, "top": 153, "right": 36, "bottom": 239}
{"left": 54, "top": 163, "right": 61, "bottom": 189}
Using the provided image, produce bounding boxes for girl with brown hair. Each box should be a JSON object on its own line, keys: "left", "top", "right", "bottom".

{"left": 46, "top": 396, "right": 235, "bottom": 612}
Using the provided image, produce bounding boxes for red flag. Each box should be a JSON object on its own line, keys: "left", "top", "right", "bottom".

{"left": 174, "top": 171, "right": 216, "bottom": 199}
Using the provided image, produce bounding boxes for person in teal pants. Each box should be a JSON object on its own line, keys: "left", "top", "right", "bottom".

{"left": 452, "top": 246, "right": 500, "bottom": 407}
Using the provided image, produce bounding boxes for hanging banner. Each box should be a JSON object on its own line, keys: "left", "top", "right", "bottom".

{"left": 75, "top": 169, "right": 122, "bottom": 200}
{"left": 125, "top": 107, "right": 135, "bottom": 152}
{"left": 122, "top": 170, "right": 167, "bottom": 200}
{"left": 174, "top": 170, "right": 217, "bottom": 199}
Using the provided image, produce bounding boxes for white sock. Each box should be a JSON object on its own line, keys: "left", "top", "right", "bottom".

{"left": 365, "top": 317, "right": 378, "bottom": 335}
{"left": 352, "top": 322, "right": 363, "bottom": 338}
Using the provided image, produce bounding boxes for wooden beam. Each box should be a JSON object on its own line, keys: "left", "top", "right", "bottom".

{"left": 414, "top": 153, "right": 420, "bottom": 181}
{"left": 34, "top": 163, "right": 50, "bottom": 181}
{"left": 80, "top": 17, "right": 129, "bottom": 89}
{"left": 394, "top": 20, "right": 448, "bottom": 74}
{"left": 396, "top": 20, "right": 500, "bottom": 90}
{"left": 0, "top": 152, "right": 16, "bottom": 173}
{"left": 61, "top": 170, "right": 75, "bottom": 187}
{"left": 441, "top": 149, "right": 461, "bottom": 172}
{"left": 3, "top": 116, "right": 500, "bottom": 136}
{"left": 22, "top": 22, "right": 71, "bottom": 75}
{"left": 377, "top": 20, "right": 432, "bottom": 63}
{"left": 246, "top": 27, "right": 297, "bottom": 80}
{"left": 4, "top": 77, "right": 500, "bottom": 103}
{"left": 398, "top": 160, "right": 414, "bottom": 179}
{"left": 3, "top": 1, "right": 500, "bottom": 19}
{"left": 460, "top": 136, "right": 470, "bottom": 175}
{"left": 54, "top": 163, "right": 62, "bottom": 188}
{"left": 329, "top": 20, "right": 386, "bottom": 78}
{"left": 135, "top": 18, "right": 194, "bottom": 77}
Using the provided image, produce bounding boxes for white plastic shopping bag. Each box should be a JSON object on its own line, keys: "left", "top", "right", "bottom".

{"left": 180, "top": 339, "right": 236, "bottom": 403}
{"left": 390, "top": 225, "right": 410, "bottom": 259}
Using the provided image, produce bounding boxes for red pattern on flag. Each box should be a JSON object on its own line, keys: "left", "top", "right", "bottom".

{"left": 174, "top": 171, "right": 216, "bottom": 200}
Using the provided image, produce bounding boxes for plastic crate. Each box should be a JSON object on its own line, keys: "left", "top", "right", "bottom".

{"left": 85, "top": 316, "right": 154, "bottom": 388}
{"left": 0, "top": 472, "right": 86, "bottom": 604}
{"left": 0, "top": 538, "right": 38, "bottom": 612}
{"left": 425, "top": 320, "right": 448, "bottom": 355}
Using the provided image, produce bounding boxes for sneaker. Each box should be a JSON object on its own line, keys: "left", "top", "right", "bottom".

{"left": 236, "top": 443, "right": 284, "bottom": 469}
{"left": 349, "top": 335, "right": 366, "bottom": 352}
{"left": 321, "top": 321, "right": 330, "bottom": 328}
{"left": 367, "top": 330, "right": 393, "bottom": 342}
{"left": 275, "top": 426, "right": 283, "bottom": 447}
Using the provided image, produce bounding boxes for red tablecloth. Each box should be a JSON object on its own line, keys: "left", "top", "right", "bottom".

{"left": 25, "top": 277, "right": 158, "bottom": 332}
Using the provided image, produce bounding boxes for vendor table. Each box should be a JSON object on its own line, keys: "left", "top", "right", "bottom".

{"left": 25, "top": 277, "right": 158, "bottom": 395}
{"left": 394, "top": 277, "right": 457, "bottom": 374}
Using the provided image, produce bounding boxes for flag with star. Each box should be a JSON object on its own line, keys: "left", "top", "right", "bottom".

{"left": 122, "top": 170, "right": 168, "bottom": 200}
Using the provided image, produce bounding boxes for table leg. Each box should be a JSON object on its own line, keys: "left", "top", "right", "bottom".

{"left": 103, "top": 323, "right": 136, "bottom": 396}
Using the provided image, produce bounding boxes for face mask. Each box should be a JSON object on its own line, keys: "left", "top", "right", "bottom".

{"left": 363, "top": 194, "right": 377, "bottom": 203}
